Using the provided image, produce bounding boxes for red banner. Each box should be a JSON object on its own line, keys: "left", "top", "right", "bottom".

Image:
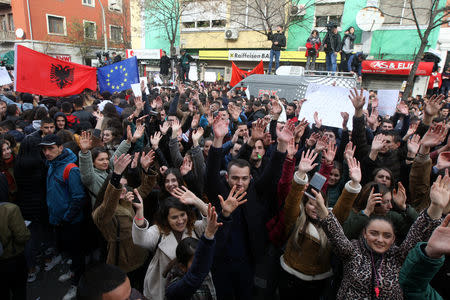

{"left": 14, "top": 45, "right": 97, "bottom": 97}
{"left": 230, "top": 61, "right": 264, "bottom": 87}
{"left": 362, "top": 60, "right": 433, "bottom": 76}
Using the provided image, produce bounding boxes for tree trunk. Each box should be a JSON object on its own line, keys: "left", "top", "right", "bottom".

{"left": 402, "top": 28, "right": 433, "bottom": 101}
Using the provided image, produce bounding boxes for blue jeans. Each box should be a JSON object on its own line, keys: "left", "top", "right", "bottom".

{"left": 268, "top": 49, "right": 281, "bottom": 73}
{"left": 326, "top": 52, "right": 337, "bottom": 72}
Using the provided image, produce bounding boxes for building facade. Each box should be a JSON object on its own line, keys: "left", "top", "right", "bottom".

{"left": 0, "top": 0, "right": 131, "bottom": 66}
{"left": 133, "top": 0, "right": 447, "bottom": 89}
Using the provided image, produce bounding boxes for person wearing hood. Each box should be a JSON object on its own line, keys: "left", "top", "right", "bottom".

{"left": 305, "top": 30, "right": 321, "bottom": 71}
{"left": 0, "top": 173, "right": 31, "bottom": 300}
{"left": 54, "top": 112, "right": 70, "bottom": 133}
{"left": 341, "top": 27, "right": 356, "bottom": 72}
{"left": 40, "top": 134, "right": 85, "bottom": 300}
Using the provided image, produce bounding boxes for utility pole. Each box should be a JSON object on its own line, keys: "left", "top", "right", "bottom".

{"left": 97, "top": 0, "right": 108, "bottom": 52}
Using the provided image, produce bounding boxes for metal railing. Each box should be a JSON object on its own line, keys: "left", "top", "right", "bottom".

{"left": 0, "top": 30, "right": 15, "bottom": 42}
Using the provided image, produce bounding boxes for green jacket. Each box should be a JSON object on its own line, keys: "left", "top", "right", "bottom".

{"left": 79, "top": 150, "right": 109, "bottom": 208}
{"left": 0, "top": 202, "right": 30, "bottom": 259}
{"left": 399, "top": 242, "right": 444, "bottom": 300}
{"left": 343, "top": 206, "right": 418, "bottom": 242}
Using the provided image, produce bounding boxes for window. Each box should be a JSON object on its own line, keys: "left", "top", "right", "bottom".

{"left": 7, "top": 14, "right": 14, "bottom": 31}
{"left": 315, "top": 3, "right": 343, "bottom": 27}
{"left": 212, "top": 20, "right": 226, "bottom": 28}
{"left": 82, "top": 0, "right": 95, "bottom": 7}
{"left": 47, "top": 14, "right": 66, "bottom": 35}
{"left": 109, "top": 0, "right": 123, "bottom": 13}
{"left": 182, "top": 22, "right": 195, "bottom": 29}
{"left": 379, "top": 0, "right": 431, "bottom": 25}
{"left": 110, "top": 25, "right": 122, "bottom": 41}
{"left": 0, "top": 15, "right": 6, "bottom": 31}
{"left": 84, "top": 20, "right": 96, "bottom": 39}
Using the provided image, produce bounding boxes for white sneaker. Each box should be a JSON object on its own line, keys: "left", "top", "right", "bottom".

{"left": 62, "top": 285, "right": 77, "bottom": 300}
{"left": 45, "top": 254, "right": 62, "bottom": 271}
{"left": 58, "top": 270, "right": 74, "bottom": 282}
{"left": 27, "top": 265, "right": 40, "bottom": 283}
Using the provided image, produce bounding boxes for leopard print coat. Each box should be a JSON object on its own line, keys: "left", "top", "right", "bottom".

{"left": 320, "top": 211, "right": 441, "bottom": 300}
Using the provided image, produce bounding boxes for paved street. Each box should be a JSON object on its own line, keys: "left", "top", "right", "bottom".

{"left": 27, "top": 260, "right": 72, "bottom": 300}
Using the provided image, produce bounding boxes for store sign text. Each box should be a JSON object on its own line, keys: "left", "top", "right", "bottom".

{"left": 229, "top": 50, "right": 270, "bottom": 62}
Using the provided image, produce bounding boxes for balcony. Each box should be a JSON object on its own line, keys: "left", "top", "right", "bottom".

{"left": 0, "top": 30, "right": 15, "bottom": 41}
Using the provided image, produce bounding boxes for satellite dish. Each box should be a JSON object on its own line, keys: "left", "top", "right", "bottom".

{"left": 356, "top": 6, "right": 385, "bottom": 31}
{"left": 15, "top": 28, "right": 24, "bottom": 38}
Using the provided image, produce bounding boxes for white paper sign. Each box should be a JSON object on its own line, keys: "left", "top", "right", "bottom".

{"left": 299, "top": 84, "right": 369, "bottom": 130}
{"left": 139, "top": 77, "right": 149, "bottom": 94}
{"left": 154, "top": 74, "right": 163, "bottom": 85}
{"left": 376, "top": 90, "right": 400, "bottom": 116}
{"left": 204, "top": 72, "right": 217, "bottom": 82}
{"left": 0, "top": 67, "right": 12, "bottom": 86}
{"left": 131, "top": 83, "right": 142, "bottom": 97}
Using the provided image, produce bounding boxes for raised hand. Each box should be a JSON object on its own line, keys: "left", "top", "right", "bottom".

{"left": 113, "top": 153, "right": 132, "bottom": 175}
{"left": 171, "top": 118, "right": 182, "bottom": 139}
{"left": 294, "top": 118, "right": 309, "bottom": 142}
{"left": 393, "top": 182, "right": 407, "bottom": 210}
{"left": 424, "top": 214, "right": 450, "bottom": 258}
{"left": 131, "top": 152, "right": 140, "bottom": 169}
{"left": 271, "top": 100, "right": 282, "bottom": 117}
{"left": 315, "top": 135, "right": 329, "bottom": 153}
{"left": 349, "top": 88, "right": 366, "bottom": 116}
{"left": 424, "top": 94, "right": 445, "bottom": 117}
{"left": 132, "top": 124, "right": 145, "bottom": 143}
{"left": 171, "top": 186, "right": 199, "bottom": 206}
{"left": 140, "top": 150, "right": 155, "bottom": 172}
{"left": 429, "top": 174, "right": 450, "bottom": 216}
{"left": 348, "top": 157, "right": 361, "bottom": 184}
{"left": 367, "top": 107, "right": 379, "bottom": 129}
{"left": 297, "top": 149, "right": 318, "bottom": 176}
{"left": 310, "top": 189, "right": 329, "bottom": 219}
{"left": 212, "top": 115, "right": 230, "bottom": 140}
{"left": 396, "top": 101, "right": 409, "bottom": 115}
{"left": 277, "top": 121, "right": 295, "bottom": 144}
{"left": 421, "top": 124, "right": 447, "bottom": 148}
{"left": 436, "top": 151, "right": 450, "bottom": 170}
{"left": 192, "top": 127, "right": 204, "bottom": 147}
{"left": 407, "top": 134, "right": 421, "bottom": 158}
{"left": 204, "top": 203, "right": 223, "bottom": 239}
{"left": 218, "top": 185, "right": 247, "bottom": 217}
{"left": 313, "top": 111, "right": 322, "bottom": 129}
{"left": 150, "top": 131, "right": 162, "bottom": 150}
{"left": 371, "top": 134, "right": 386, "bottom": 152}
{"left": 404, "top": 122, "right": 419, "bottom": 139}
{"left": 92, "top": 110, "right": 104, "bottom": 122}
{"left": 191, "top": 113, "right": 200, "bottom": 129}
{"left": 364, "top": 187, "right": 383, "bottom": 216}
{"left": 134, "top": 96, "right": 144, "bottom": 112}
{"left": 341, "top": 112, "right": 349, "bottom": 130}
{"left": 179, "top": 156, "right": 193, "bottom": 176}
{"left": 344, "top": 141, "right": 356, "bottom": 162}
{"left": 132, "top": 189, "right": 145, "bottom": 226}
{"left": 250, "top": 119, "right": 266, "bottom": 142}
{"left": 79, "top": 131, "right": 93, "bottom": 154}
{"left": 159, "top": 165, "right": 168, "bottom": 175}
{"left": 159, "top": 121, "right": 170, "bottom": 135}
{"left": 323, "top": 142, "right": 337, "bottom": 164}
{"left": 286, "top": 138, "right": 298, "bottom": 159}
{"left": 306, "top": 132, "right": 320, "bottom": 148}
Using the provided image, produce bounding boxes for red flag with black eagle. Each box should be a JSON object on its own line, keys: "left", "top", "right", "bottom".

{"left": 230, "top": 60, "right": 264, "bottom": 87}
{"left": 14, "top": 45, "right": 97, "bottom": 97}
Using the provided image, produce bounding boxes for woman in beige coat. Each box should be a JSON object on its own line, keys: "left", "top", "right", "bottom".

{"left": 132, "top": 186, "right": 209, "bottom": 299}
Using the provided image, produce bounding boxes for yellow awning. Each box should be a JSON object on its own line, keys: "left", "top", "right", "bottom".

{"left": 198, "top": 50, "right": 340, "bottom": 63}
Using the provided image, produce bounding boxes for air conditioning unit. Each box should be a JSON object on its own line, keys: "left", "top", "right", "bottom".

{"left": 291, "top": 4, "right": 306, "bottom": 16}
{"left": 224, "top": 28, "right": 239, "bottom": 40}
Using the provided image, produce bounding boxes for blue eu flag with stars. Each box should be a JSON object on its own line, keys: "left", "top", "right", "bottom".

{"left": 97, "top": 56, "right": 139, "bottom": 93}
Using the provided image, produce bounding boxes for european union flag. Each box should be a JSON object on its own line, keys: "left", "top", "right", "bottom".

{"left": 97, "top": 56, "right": 139, "bottom": 93}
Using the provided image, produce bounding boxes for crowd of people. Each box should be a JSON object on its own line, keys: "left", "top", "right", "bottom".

{"left": 0, "top": 75, "right": 449, "bottom": 300}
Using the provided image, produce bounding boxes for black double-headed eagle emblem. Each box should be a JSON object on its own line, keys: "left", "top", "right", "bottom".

{"left": 50, "top": 64, "right": 74, "bottom": 89}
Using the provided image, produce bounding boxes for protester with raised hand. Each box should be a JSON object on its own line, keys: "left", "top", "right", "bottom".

{"left": 92, "top": 152, "right": 157, "bottom": 290}
{"left": 132, "top": 185, "right": 208, "bottom": 300}
{"left": 312, "top": 173, "right": 449, "bottom": 300}
{"left": 205, "top": 115, "right": 290, "bottom": 299}
{"left": 165, "top": 203, "right": 222, "bottom": 300}
{"left": 279, "top": 149, "right": 361, "bottom": 299}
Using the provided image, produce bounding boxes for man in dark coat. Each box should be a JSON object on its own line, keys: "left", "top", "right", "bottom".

{"left": 160, "top": 50, "right": 171, "bottom": 77}
{"left": 268, "top": 25, "right": 286, "bottom": 74}
{"left": 206, "top": 117, "right": 292, "bottom": 300}
{"left": 323, "top": 25, "right": 341, "bottom": 72}
{"left": 179, "top": 49, "right": 193, "bottom": 83}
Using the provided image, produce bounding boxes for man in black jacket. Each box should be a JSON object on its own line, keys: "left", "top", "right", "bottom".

{"left": 206, "top": 116, "right": 292, "bottom": 300}
{"left": 323, "top": 25, "right": 341, "bottom": 72}
{"left": 159, "top": 50, "right": 171, "bottom": 78}
{"left": 268, "top": 25, "right": 286, "bottom": 74}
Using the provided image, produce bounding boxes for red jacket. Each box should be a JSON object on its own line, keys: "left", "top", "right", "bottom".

{"left": 428, "top": 72, "right": 442, "bottom": 89}
{"left": 305, "top": 41, "right": 321, "bottom": 57}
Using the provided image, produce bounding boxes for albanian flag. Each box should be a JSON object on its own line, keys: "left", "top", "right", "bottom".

{"left": 230, "top": 60, "right": 264, "bottom": 87}
{"left": 14, "top": 45, "right": 97, "bottom": 97}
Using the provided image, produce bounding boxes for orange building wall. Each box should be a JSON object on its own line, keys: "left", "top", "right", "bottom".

{"left": 11, "top": 0, "right": 130, "bottom": 48}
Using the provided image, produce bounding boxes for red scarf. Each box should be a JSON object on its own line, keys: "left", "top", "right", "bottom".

{"left": 2, "top": 155, "right": 16, "bottom": 193}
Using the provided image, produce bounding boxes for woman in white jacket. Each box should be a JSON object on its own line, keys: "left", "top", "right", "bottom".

{"left": 132, "top": 187, "right": 208, "bottom": 299}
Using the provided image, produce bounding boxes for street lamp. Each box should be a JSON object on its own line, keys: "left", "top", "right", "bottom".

{"left": 97, "top": 0, "right": 108, "bottom": 52}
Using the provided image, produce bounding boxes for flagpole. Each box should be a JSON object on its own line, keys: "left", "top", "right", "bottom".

{"left": 97, "top": 0, "right": 108, "bottom": 52}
